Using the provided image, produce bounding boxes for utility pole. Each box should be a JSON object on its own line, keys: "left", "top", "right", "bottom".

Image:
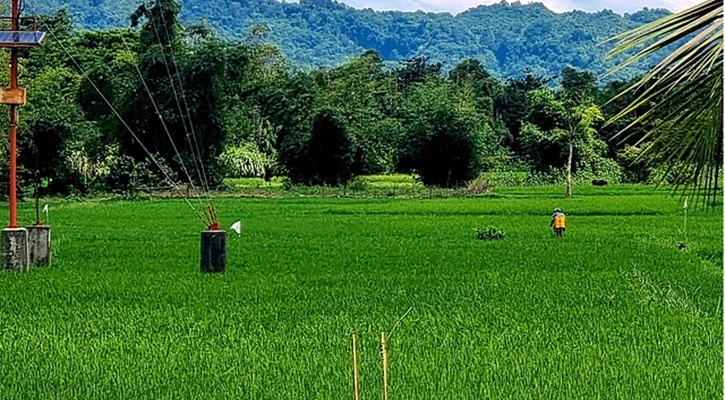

{"left": 9, "top": 0, "right": 19, "bottom": 229}
{"left": 0, "top": 0, "right": 46, "bottom": 271}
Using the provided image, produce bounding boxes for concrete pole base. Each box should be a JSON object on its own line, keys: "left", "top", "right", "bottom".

{"left": 27, "top": 225, "right": 51, "bottom": 267}
{"left": 2, "top": 227, "right": 29, "bottom": 272}
{"left": 201, "top": 230, "right": 226, "bottom": 273}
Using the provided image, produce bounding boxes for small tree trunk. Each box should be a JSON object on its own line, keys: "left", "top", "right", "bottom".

{"left": 565, "top": 141, "right": 573, "bottom": 198}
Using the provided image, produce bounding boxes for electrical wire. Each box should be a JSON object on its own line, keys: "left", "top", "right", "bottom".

{"left": 26, "top": 3, "right": 210, "bottom": 226}
{"left": 145, "top": 0, "right": 211, "bottom": 197}
{"left": 117, "top": 31, "right": 206, "bottom": 208}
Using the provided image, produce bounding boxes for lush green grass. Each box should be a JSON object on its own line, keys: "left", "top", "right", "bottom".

{"left": 0, "top": 186, "right": 721, "bottom": 398}
{"left": 223, "top": 174, "right": 461, "bottom": 201}
{"left": 223, "top": 174, "right": 426, "bottom": 197}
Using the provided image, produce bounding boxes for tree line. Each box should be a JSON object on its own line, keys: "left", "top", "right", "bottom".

{"left": 1, "top": 1, "right": 676, "bottom": 198}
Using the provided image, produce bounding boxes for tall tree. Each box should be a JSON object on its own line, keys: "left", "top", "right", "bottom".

{"left": 562, "top": 105, "right": 605, "bottom": 198}
{"left": 560, "top": 67, "right": 598, "bottom": 105}
{"left": 494, "top": 72, "right": 551, "bottom": 149}
{"left": 559, "top": 67, "right": 600, "bottom": 197}
{"left": 400, "top": 80, "right": 493, "bottom": 187}
{"left": 522, "top": 87, "right": 613, "bottom": 191}
{"left": 394, "top": 56, "right": 442, "bottom": 91}
{"left": 314, "top": 51, "right": 402, "bottom": 174}
{"left": 123, "top": 0, "right": 229, "bottom": 186}
{"left": 449, "top": 59, "right": 501, "bottom": 115}
{"left": 281, "top": 110, "right": 357, "bottom": 186}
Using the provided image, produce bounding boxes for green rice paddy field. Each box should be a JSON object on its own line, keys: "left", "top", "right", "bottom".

{"left": 0, "top": 185, "right": 722, "bottom": 398}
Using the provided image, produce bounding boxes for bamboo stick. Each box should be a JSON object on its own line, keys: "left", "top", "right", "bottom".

{"left": 352, "top": 333, "right": 360, "bottom": 400}
{"left": 683, "top": 197, "right": 688, "bottom": 245}
{"left": 381, "top": 331, "right": 389, "bottom": 400}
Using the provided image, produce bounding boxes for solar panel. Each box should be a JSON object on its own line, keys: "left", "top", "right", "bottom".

{"left": 0, "top": 31, "right": 46, "bottom": 47}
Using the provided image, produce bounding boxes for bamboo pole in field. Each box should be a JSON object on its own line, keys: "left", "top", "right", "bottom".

{"left": 381, "top": 331, "right": 389, "bottom": 400}
{"left": 352, "top": 333, "right": 360, "bottom": 400}
{"left": 683, "top": 197, "right": 689, "bottom": 245}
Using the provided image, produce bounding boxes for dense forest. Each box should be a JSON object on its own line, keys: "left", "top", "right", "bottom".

{"left": 0, "top": 1, "right": 681, "bottom": 197}
{"left": 29, "top": 0, "right": 675, "bottom": 80}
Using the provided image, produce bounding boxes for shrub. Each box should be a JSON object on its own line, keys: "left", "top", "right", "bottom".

{"left": 475, "top": 226, "right": 506, "bottom": 240}
{"left": 462, "top": 176, "right": 494, "bottom": 195}
{"left": 347, "top": 177, "right": 369, "bottom": 192}
{"left": 482, "top": 169, "right": 564, "bottom": 186}
{"left": 219, "top": 142, "right": 268, "bottom": 178}
{"left": 279, "top": 110, "right": 359, "bottom": 187}
{"left": 574, "top": 155, "right": 624, "bottom": 184}
{"left": 105, "top": 154, "right": 176, "bottom": 195}
{"left": 399, "top": 81, "right": 489, "bottom": 188}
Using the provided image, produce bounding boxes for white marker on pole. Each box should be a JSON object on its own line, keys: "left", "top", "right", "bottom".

{"left": 230, "top": 221, "right": 242, "bottom": 236}
{"left": 43, "top": 203, "right": 50, "bottom": 225}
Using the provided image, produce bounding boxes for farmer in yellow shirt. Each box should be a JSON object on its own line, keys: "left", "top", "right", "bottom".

{"left": 550, "top": 208, "right": 566, "bottom": 237}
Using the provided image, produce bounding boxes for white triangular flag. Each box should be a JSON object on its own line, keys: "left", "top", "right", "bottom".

{"left": 683, "top": 198, "right": 688, "bottom": 209}
{"left": 42, "top": 204, "right": 49, "bottom": 213}
{"left": 230, "top": 221, "right": 242, "bottom": 236}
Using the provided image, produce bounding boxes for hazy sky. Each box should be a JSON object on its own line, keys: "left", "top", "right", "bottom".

{"left": 337, "top": 0, "right": 700, "bottom": 14}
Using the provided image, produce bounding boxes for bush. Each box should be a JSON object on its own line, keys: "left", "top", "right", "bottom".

{"left": 482, "top": 168, "right": 564, "bottom": 186}
{"left": 475, "top": 226, "right": 506, "bottom": 240}
{"left": 279, "top": 110, "right": 359, "bottom": 186}
{"left": 347, "top": 177, "right": 369, "bottom": 192}
{"left": 399, "top": 81, "right": 489, "bottom": 188}
{"left": 219, "top": 142, "right": 269, "bottom": 178}
{"left": 105, "top": 154, "right": 176, "bottom": 195}
{"left": 575, "top": 155, "right": 623, "bottom": 184}
{"left": 648, "top": 162, "right": 691, "bottom": 185}
{"left": 462, "top": 176, "right": 494, "bottom": 195}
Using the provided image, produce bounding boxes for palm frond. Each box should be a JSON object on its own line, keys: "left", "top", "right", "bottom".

{"left": 605, "top": 0, "right": 723, "bottom": 207}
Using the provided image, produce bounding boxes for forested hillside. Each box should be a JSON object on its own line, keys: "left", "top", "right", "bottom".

{"left": 29, "top": 0, "right": 672, "bottom": 79}
{"left": 2, "top": 1, "right": 680, "bottom": 199}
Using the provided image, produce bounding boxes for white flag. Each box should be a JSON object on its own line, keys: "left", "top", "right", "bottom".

{"left": 230, "top": 221, "right": 242, "bottom": 236}
{"left": 683, "top": 198, "right": 688, "bottom": 209}
{"left": 42, "top": 204, "right": 49, "bottom": 213}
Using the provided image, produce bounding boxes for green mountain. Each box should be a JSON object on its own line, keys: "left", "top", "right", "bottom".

{"left": 29, "top": 0, "right": 672, "bottom": 79}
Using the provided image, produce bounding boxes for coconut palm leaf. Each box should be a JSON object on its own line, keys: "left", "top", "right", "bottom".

{"left": 605, "top": 0, "right": 723, "bottom": 206}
